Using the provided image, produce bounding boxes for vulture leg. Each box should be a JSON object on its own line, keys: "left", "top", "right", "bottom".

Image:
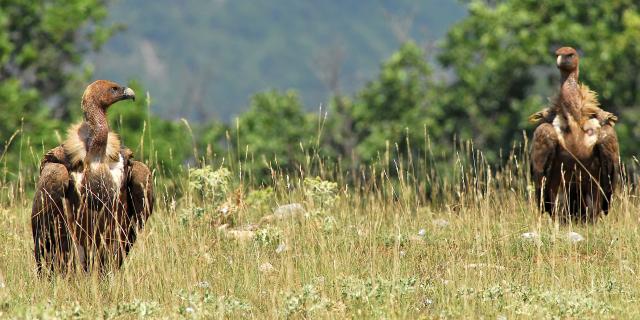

{"left": 596, "top": 125, "right": 620, "bottom": 215}
{"left": 124, "top": 160, "right": 154, "bottom": 257}
{"left": 32, "top": 163, "right": 72, "bottom": 274}
{"left": 531, "top": 123, "right": 559, "bottom": 214}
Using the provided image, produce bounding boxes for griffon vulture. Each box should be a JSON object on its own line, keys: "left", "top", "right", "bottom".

{"left": 32, "top": 80, "right": 153, "bottom": 273}
{"left": 530, "top": 47, "right": 619, "bottom": 221}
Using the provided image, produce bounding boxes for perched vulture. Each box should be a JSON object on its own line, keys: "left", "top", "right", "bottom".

{"left": 32, "top": 80, "right": 154, "bottom": 273}
{"left": 530, "top": 47, "right": 619, "bottom": 222}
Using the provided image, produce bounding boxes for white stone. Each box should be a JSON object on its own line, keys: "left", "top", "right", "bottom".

{"left": 260, "top": 203, "right": 305, "bottom": 224}
{"left": 433, "top": 219, "right": 450, "bottom": 228}
{"left": 226, "top": 230, "right": 255, "bottom": 241}
{"left": 464, "top": 263, "right": 506, "bottom": 271}
{"left": 521, "top": 232, "right": 539, "bottom": 240}
{"left": 275, "top": 243, "right": 287, "bottom": 254}
{"left": 274, "top": 203, "right": 305, "bottom": 218}
{"left": 567, "top": 232, "right": 585, "bottom": 243}
{"left": 258, "top": 262, "right": 275, "bottom": 274}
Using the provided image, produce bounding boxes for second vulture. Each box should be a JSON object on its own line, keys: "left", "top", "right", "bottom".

{"left": 530, "top": 47, "right": 619, "bottom": 222}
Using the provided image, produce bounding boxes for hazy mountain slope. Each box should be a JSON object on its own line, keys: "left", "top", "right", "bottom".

{"left": 90, "top": 0, "right": 465, "bottom": 121}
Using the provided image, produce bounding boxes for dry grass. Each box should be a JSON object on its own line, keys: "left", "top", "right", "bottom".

{"left": 2, "top": 129, "right": 640, "bottom": 319}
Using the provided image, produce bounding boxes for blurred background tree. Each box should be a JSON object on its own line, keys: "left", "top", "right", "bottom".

{"left": 107, "top": 81, "right": 195, "bottom": 174}
{"left": 3, "top": 0, "right": 640, "bottom": 188}
{"left": 349, "top": 42, "right": 434, "bottom": 163}
{"left": 437, "top": 0, "right": 640, "bottom": 158}
{"left": 233, "top": 90, "right": 316, "bottom": 183}
{"left": 0, "top": 0, "right": 119, "bottom": 120}
{"left": 0, "top": 0, "right": 117, "bottom": 175}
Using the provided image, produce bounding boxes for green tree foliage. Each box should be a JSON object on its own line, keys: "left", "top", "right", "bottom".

{"left": 107, "top": 81, "right": 194, "bottom": 173}
{"left": 0, "top": 0, "right": 118, "bottom": 120}
{"left": 352, "top": 42, "right": 434, "bottom": 162}
{"left": 5, "top": 0, "right": 640, "bottom": 190}
{"left": 324, "top": 42, "right": 439, "bottom": 166}
{"left": 0, "top": 79, "right": 58, "bottom": 156}
{"left": 233, "top": 90, "right": 315, "bottom": 181}
{"left": 438, "top": 0, "right": 640, "bottom": 157}
{"left": 0, "top": 0, "right": 116, "bottom": 172}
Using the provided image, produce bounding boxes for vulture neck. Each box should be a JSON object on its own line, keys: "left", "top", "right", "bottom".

{"left": 83, "top": 101, "right": 110, "bottom": 163}
{"left": 558, "top": 68, "right": 582, "bottom": 124}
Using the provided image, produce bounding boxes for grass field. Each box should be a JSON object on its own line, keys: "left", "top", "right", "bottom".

{"left": 2, "top": 137, "right": 640, "bottom": 319}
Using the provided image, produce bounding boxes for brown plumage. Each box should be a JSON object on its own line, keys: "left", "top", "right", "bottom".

{"left": 530, "top": 47, "right": 619, "bottom": 222}
{"left": 31, "top": 80, "right": 153, "bottom": 274}
{"left": 528, "top": 85, "right": 618, "bottom": 127}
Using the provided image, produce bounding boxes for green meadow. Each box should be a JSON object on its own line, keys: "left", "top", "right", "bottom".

{"left": 2, "top": 134, "right": 640, "bottom": 319}
{"left": 3, "top": 0, "right": 640, "bottom": 318}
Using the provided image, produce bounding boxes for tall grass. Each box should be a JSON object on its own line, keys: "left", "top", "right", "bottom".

{"left": 1, "top": 114, "right": 640, "bottom": 319}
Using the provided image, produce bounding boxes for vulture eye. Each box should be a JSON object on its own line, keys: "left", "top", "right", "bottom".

{"left": 110, "top": 86, "right": 119, "bottom": 93}
{"left": 585, "top": 128, "right": 595, "bottom": 136}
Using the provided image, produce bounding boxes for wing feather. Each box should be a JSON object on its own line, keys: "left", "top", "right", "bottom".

{"left": 596, "top": 124, "right": 620, "bottom": 214}
{"left": 32, "top": 150, "right": 74, "bottom": 274}
{"left": 530, "top": 123, "right": 559, "bottom": 213}
{"left": 123, "top": 150, "right": 154, "bottom": 256}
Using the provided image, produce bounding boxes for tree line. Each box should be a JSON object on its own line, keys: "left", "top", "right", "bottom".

{"left": 1, "top": 0, "right": 639, "bottom": 184}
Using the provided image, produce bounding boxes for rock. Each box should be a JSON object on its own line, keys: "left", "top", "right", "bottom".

{"left": 237, "top": 223, "right": 259, "bottom": 231}
{"left": 275, "top": 203, "right": 305, "bottom": 217}
{"left": 258, "top": 262, "right": 275, "bottom": 274}
{"left": 521, "top": 231, "right": 542, "bottom": 246}
{"left": 521, "top": 232, "right": 539, "bottom": 240}
{"left": 464, "top": 263, "right": 506, "bottom": 271}
{"left": 433, "top": 219, "right": 450, "bottom": 228}
{"left": 260, "top": 203, "right": 305, "bottom": 224}
{"left": 566, "top": 232, "right": 585, "bottom": 243}
{"left": 355, "top": 228, "right": 368, "bottom": 237}
{"left": 226, "top": 230, "right": 255, "bottom": 241}
{"left": 275, "top": 242, "right": 287, "bottom": 254}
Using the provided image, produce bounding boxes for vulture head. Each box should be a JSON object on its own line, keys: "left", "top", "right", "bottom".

{"left": 555, "top": 47, "right": 579, "bottom": 74}
{"left": 79, "top": 80, "right": 135, "bottom": 163}
{"left": 81, "top": 80, "right": 135, "bottom": 113}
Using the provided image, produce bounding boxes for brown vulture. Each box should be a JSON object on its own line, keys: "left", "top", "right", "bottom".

{"left": 31, "top": 80, "right": 154, "bottom": 274}
{"left": 530, "top": 47, "right": 619, "bottom": 222}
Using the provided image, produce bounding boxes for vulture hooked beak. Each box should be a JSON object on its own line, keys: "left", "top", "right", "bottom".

{"left": 556, "top": 54, "right": 576, "bottom": 70}
{"left": 556, "top": 55, "right": 569, "bottom": 69}
{"left": 122, "top": 87, "right": 136, "bottom": 102}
